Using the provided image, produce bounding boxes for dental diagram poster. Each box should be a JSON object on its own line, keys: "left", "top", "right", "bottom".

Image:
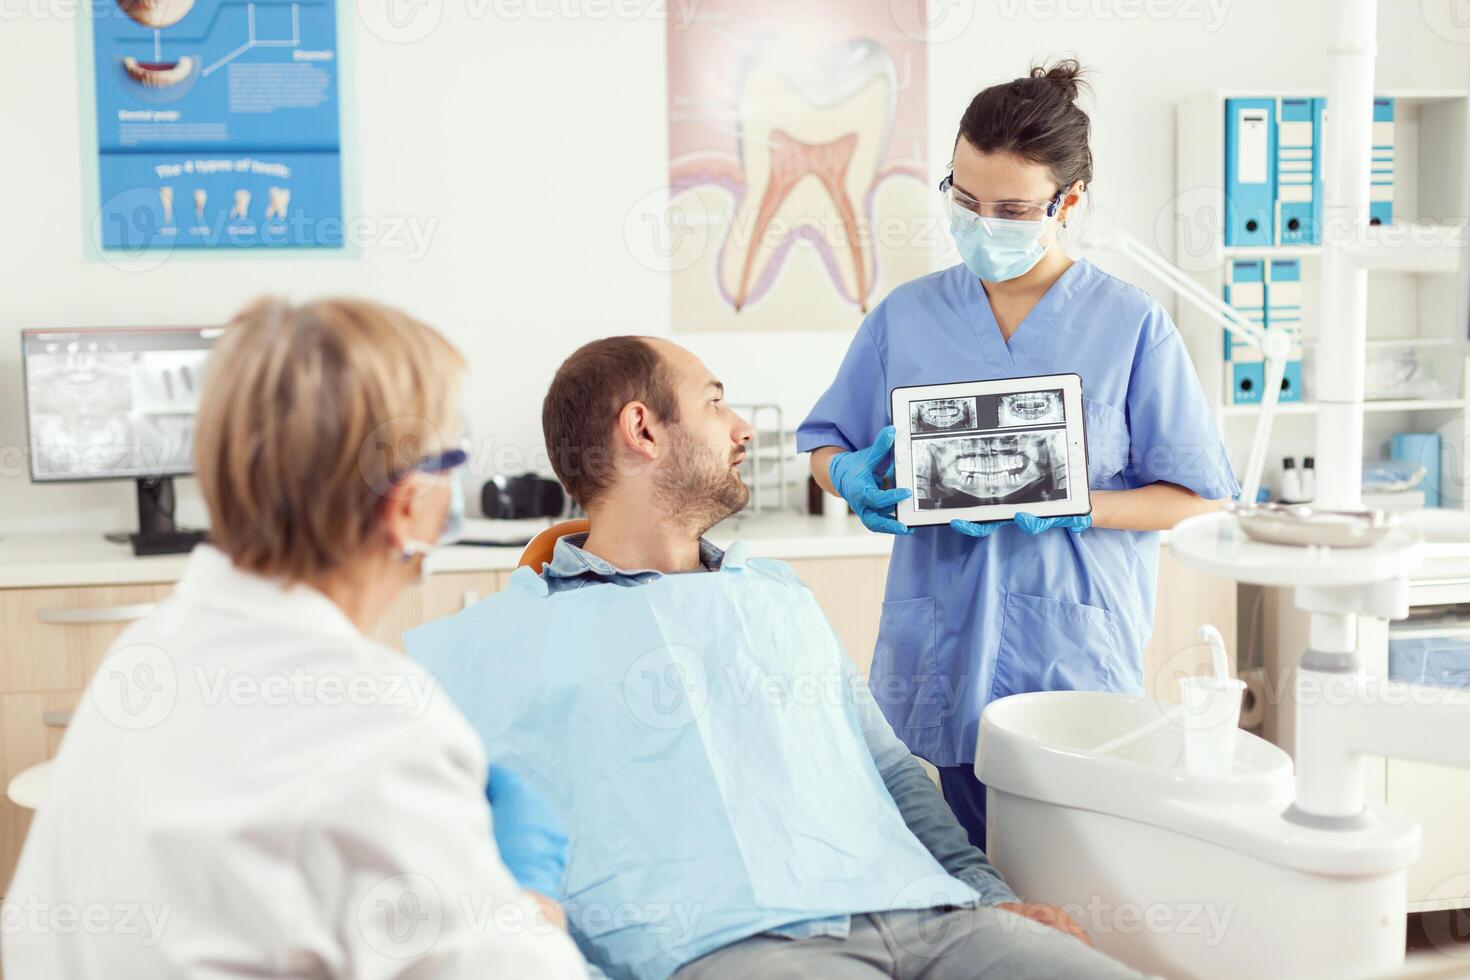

{"left": 90, "top": 0, "right": 344, "bottom": 250}
{"left": 664, "top": 1, "right": 930, "bottom": 332}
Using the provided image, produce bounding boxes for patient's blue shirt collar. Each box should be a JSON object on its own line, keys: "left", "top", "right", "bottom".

{"left": 540, "top": 531, "right": 746, "bottom": 592}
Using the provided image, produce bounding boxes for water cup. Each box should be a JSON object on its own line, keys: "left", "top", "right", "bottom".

{"left": 1178, "top": 676, "right": 1247, "bottom": 776}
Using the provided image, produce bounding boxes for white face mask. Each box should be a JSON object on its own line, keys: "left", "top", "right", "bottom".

{"left": 940, "top": 175, "right": 1068, "bottom": 283}
{"left": 950, "top": 212, "right": 1054, "bottom": 282}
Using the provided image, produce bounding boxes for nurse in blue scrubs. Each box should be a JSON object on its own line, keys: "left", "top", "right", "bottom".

{"left": 798, "top": 60, "right": 1239, "bottom": 848}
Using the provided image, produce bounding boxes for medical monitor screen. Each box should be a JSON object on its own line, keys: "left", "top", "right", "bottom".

{"left": 22, "top": 326, "right": 220, "bottom": 482}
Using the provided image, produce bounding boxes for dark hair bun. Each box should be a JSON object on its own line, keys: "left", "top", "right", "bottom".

{"left": 957, "top": 58, "right": 1094, "bottom": 189}
{"left": 1029, "top": 59, "right": 1088, "bottom": 102}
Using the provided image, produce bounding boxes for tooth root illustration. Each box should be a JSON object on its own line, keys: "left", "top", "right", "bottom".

{"left": 158, "top": 186, "right": 174, "bottom": 225}
{"left": 231, "top": 190, "right": 250, "bottom": 220}
{"left": 193, "top": 189, "right": 207, "bottom": 220}
{"left": 265, "top": 187, "right": 291, "bottom": 221}
{"left": 734, "top": 130, "right": 868, "bottom": 312}
{"left": 720, "top": 40, "right": 897, "bottom": 314}
{"left": 122, "top": 55, "right": 195, "bottom": 89}
{"left": 117, "top": 0, "right": 197, "bottom": 28}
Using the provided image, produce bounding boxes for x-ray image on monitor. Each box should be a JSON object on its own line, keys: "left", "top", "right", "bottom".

{"left": 23, "top": 327, "right": 217, "bottom": 481}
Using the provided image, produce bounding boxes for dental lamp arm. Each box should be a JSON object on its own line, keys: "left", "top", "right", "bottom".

{"left": 1092, "top": 227, "right": 1290, "bottom": 506}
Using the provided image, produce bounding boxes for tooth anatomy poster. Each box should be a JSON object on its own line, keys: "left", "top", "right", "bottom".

{"left": 665, "top": 1, "right": 930, "bottom": 332}
{"left": 90, "top": 0, "right": 343, "bottom": 251}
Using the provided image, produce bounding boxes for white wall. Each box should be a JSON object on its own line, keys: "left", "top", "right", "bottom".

{"left": 2, "top": 1, "right": 1468, "bottom": 533}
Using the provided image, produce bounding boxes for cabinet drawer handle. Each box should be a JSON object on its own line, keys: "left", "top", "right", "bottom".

{"left": 42, "top": 710, "right": 72, "bottom": 728}
{"left": 1411, "top": 578, "right": 1470, "bottom": 590}
{"left": 37, "top": 603, "right": 156, "bottom": 625}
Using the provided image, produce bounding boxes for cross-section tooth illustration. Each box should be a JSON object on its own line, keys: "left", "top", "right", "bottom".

{"left": 193, "top": 189, "right": 207, "bottom": 220}
{"left": 231, "top": 190, "right": 251, "bottom": 219}
{"left": 116, "top": 0, "right": 196, "bottom": 28}
{"left": 265, "top": 187, "right": 291, "bottom": 220}
{"left": 122, "top": 55, "right": 195, "bottom": 89}
{"left": 158, "top": 187, "right": 174, "bottom": 225}
{"left": 719, "top": 39, "right": 897, "bottom": 314}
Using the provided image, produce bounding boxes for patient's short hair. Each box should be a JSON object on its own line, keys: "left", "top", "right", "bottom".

{"left": 542, "top": 337, "right": 679, "bottom": 507}
{"left": 194, "top": 296, "right": 465, "bottom": 582}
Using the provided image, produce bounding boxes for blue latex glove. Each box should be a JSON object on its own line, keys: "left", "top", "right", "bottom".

{"left": 485, "top": 764, "right": 569, "bottom": 899}
{"left": 828, "top": 425, "right": 912, "bottom": 536}
{"left": 949, "top": 511, "right": 1093, "bottom": 539}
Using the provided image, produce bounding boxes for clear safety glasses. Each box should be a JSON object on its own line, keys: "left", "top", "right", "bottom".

{"left": 939, "top": 173, "right": 1064, "bottom": 226}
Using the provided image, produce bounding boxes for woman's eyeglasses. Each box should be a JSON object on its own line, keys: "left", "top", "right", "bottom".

{"left": 939, "top": 173, "right": 1064, "bottom": 224}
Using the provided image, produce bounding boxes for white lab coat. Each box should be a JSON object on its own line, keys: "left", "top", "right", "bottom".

{"left": 2, "top": 545, "right": 587, "bottom": 979}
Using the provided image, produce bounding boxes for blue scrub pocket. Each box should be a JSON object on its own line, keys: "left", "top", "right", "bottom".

{"left": 989, "top": 591, "right": 1122, "bottom": 702}
{"left": 874, "top": 597, "right": 946, "bottom": 730}
{"left": 1083, "top": 398, "right": 1129, "bottom": 487}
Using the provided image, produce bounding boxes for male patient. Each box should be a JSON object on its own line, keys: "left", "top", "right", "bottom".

{"left": 407, "top": 337, "right": 1145, "bottom": 980}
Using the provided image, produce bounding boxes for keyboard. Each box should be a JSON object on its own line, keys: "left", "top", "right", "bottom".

{"left": 130, "top": 529, "right": 209, "bottom": 556}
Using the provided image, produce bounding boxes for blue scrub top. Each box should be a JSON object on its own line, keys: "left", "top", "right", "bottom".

{"left": 796, "top": 259, "right": 1239, "bottom": 767}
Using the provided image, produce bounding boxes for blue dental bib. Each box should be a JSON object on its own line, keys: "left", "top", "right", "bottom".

{"left": 406, "top": 547, "right": 976, "bottom": 980}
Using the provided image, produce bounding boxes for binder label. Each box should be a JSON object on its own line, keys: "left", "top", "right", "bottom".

{"left": 1237, "top": 107, "right": 1270, "bottom": 184}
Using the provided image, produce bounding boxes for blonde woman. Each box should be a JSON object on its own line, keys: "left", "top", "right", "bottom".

{"left": 3, "top": 298, "right": 587, "bottom": 978}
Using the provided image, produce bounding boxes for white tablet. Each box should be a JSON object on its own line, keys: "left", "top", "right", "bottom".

{"left": 890, "top": 374, "right": 1090, "bottom": 528}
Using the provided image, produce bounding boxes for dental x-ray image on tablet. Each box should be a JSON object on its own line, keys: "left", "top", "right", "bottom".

{"left": 889, "top": 375, "right": 1091, "bottom": 528}
{"left": 914, "top": 430, "right": 1068, "bottom": 509}
{"left": 909, "top": 396, "right": 978, "bottom": 433}
{"left": 997, "top": 389, "right": 1063, "bottom": 427}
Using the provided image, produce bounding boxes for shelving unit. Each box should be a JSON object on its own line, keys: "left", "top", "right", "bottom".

{"left": 1174, "top": 89, "right": 1470, "bottom": 506}
{"left": 1176, "top": 88, "right": 1470, "bottom": 916}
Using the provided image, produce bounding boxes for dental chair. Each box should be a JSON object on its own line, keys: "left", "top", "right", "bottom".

{"left": 517, "top": 519, "right": 590, "bottom": 573}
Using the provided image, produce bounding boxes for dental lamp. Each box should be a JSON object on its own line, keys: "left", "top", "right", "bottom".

{"left": 1080, "top": 215, "right": 1294, "bottom": 507}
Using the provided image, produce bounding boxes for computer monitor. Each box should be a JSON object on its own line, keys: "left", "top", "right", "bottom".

{"left": 22, "top": 325, "right": 221, "bottom": 548}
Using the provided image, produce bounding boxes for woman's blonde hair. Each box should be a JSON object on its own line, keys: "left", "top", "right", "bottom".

{"left": 194, "top": 296, "right": 466, "bottom": 582}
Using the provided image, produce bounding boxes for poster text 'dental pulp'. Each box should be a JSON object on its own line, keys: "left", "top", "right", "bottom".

{"left": 92, "top": 0, "right": 343, "bottom": 250}
{"left": 664, "top": 1, "right": 930, "bottom": 332}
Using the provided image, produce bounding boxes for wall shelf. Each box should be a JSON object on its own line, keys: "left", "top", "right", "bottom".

{"left": 1173, "top": 87, "right": 1470, "bottom": 503}
{"left": 1220, "top": 223, "right": 1464, "bottom": 271}
{"left": 1220, "top": 398, "right": 1467, "bottom": 418}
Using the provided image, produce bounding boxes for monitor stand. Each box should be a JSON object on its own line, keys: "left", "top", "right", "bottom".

{"left": 129, "top": 476, "right": 207, "bottom": 556}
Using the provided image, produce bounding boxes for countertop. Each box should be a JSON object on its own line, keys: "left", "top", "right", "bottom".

{"left": 0, "top": 512, "right": 895, "bottom": 589}
{"left": 5, "top": 510, "right": 1469, "bottom": 591}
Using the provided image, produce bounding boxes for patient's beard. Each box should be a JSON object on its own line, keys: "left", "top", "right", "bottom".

{"left": 655, "top": 425, "right": 750, "bottom": 535}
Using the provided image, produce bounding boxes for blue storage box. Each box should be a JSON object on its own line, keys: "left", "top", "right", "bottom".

{"left": 1389, "top": 628, "right": 1470, "bottom": 689}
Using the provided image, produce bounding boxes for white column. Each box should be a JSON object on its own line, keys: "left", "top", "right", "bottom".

{"left": 1313, "top": 0, "right": 1378, "bottom": 511}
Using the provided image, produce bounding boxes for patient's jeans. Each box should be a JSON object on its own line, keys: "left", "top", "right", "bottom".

{"left": 670, "top": 906, "right": 1150, "bottom": 980}
{"left": 937, "top": 766, "right": 988, "bottom": 851}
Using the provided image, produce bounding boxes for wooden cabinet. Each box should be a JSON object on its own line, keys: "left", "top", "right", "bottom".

{"left": 1389, "top": 760, "right": 1470, "bottom": 912}
{"left": 0, "top": 584, "right": 172, "bottom": 694}
{"left": 0, "top": 546, "right": 1231, "bottom": 898}
{"left": 786, "top": 556, "right": 889, "bottom": 677}
{"left": 0, "top": 583, "right": 173, "bottom": 895}
{"left": 370, "top": 572, "right": 510, "bottom": 651}
{"left": 1140, "top": 548, "right": 1240, "bottom": 702}
{"left": 422, "top": 572, "right": 508, "bottom": 623}
{"left": 789, "top": 550, "right": 1239, "bottom": 700}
